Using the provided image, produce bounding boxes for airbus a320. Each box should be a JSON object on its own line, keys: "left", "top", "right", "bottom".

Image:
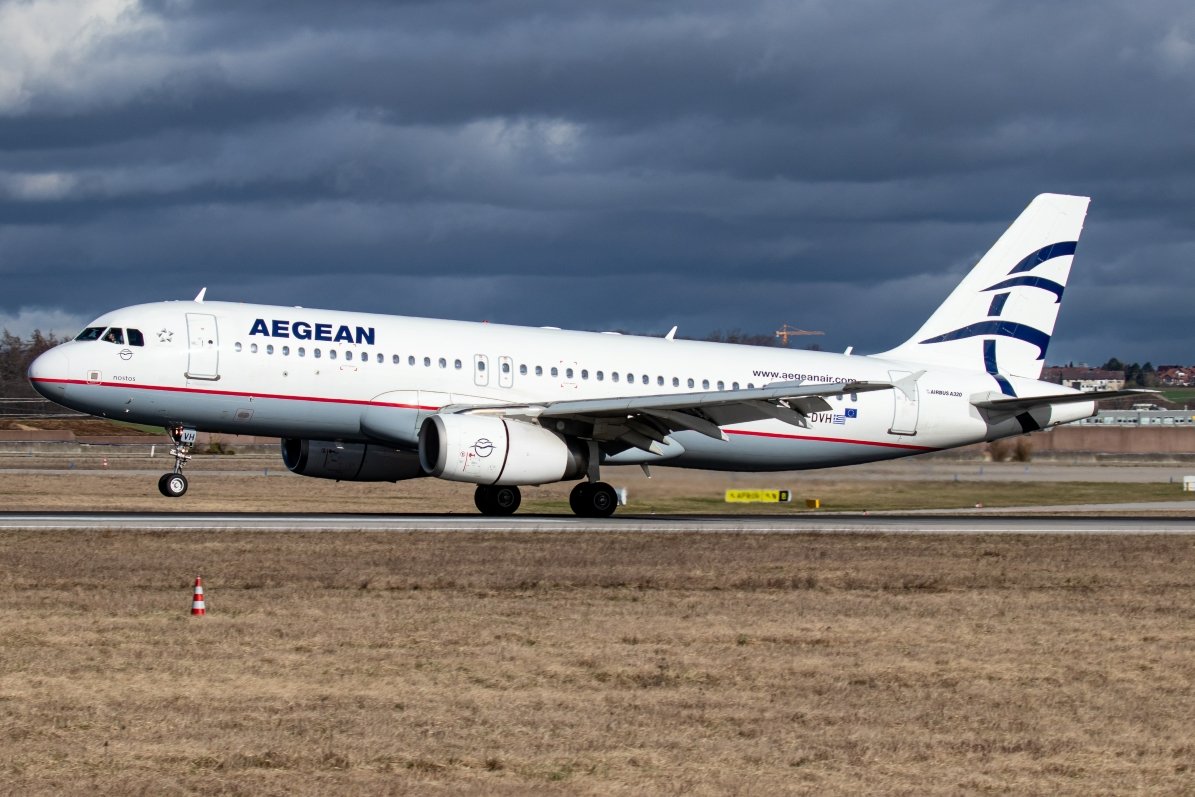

{"left": 28, "top": 194, "right": 1142, "bottom": 517}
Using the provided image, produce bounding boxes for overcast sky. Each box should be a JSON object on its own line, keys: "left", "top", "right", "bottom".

{"left": 2, "top": 0, "right": 1193, "bottom": 365}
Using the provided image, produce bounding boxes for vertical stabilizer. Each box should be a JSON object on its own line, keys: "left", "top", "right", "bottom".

{"left": 876, "top": 193, "right": 1090, "bottom": 387}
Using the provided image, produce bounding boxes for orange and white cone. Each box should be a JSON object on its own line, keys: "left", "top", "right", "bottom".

{"left": 190, "top": 576, "right": 206, "bottom": 616}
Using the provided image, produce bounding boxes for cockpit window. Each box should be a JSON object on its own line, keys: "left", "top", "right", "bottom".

{"left": 102, "top": 328, "right": 125, "bottom": 345}
{"left": 76, "top": 327, "right": 105, "bottom": 341}
{"left": 127, "top": 329, "right": 145, "bottom": 347}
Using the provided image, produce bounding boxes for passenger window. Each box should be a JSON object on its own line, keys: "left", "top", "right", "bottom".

{"left": 642, "top": 375, "right": 648, "bottom": 385}
{"left": 732, "top": 382, "right": 740, "bottom": 390}
{"left": 329, "top": 350, "right": 337, "bottom": 360}
{"left": 250, "top": 343, "right": 258, "bottom": 354}
{"left": 627, "top": 373, "right": 634, "bottom": 383}
{"left": 392, "top": 354, "right": 400, "bottom": 364}
{"left": 717, "top": 381, "right": 724, "bottom": 390}
{"left": 688, "top": 378, "right": 695, "bottom": 389}
{"left": 581, "top": 369, "right": 588, "bottom": 380}
{"left": 267, "top": 344, "right": 275, "bottom": 355}
{"left": 102, "top": 328, "right": 124, "bottom": 345}
{"left": 502, "top": 361, "right": 511, "bottom": 373}
{"left": 536, "top": 366, "right": 543, "bottom": 376}
{"left": 851, "top": 393, "right": 858, "bottom": 402}
{"left": 519, "top": 364, "right": 527, "bottom": 375}
{"left": 477, "top": 360, "right": 485, "bottom": 371}
{"left": 672, "top": 377, "right": 679, "bottom": 387}
{"left": 612, "top": 372, "right": 620, "bottom": 383}
{"left": 439, "top": 357, "right": 447, "bottom": 369}
{"left": 748, "top": 383, "right": 755, "bottom": 389}
{"left": 702, "top": 379, "right": 709, "bottom": 389}
{"left": 408, "top": 355, "right": 415, "bottom": 366}
{"left": 596, "top": 371, "right": 604, "bottom": 381}
{"left": 76, "top": 327, "right": 105, "bottom": 342}
{"left": 127, "top": 329, "right": 145, "bottom": 347}
{"left": 314, "top": 349, "right": 321, "bottom": 359}
{"left": 282, "top": 346, "right": 290, "bottom": 356}
{"left": 455, "top": 359, "right": 463, "bottom": 369}
{"left": 551, "top": 367, "right": 559, "bottom": 377}
{"left": 298, "top": 347, "right": 306, "bottom": 357}
{"left": 566, "top": 368, "right": 574, "bottom": 379}
{"left": 235, "top": 342, "right": 243, "bottom": 352}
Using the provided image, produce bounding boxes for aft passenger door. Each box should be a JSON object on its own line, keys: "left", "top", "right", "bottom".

{"left": 185, "top": 313, "right": 220, "bottom": 380}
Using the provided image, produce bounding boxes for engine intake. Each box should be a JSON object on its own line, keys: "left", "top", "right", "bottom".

{"left": 419, "top": 414, "right": 587, "bottom": 486}
{"left": 281, "top": 439, "right": 424, "bottom": 482}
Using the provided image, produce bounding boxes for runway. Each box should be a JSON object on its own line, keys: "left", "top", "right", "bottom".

{"left": 2, "top": 511, "right": 1194, "bottom": 533}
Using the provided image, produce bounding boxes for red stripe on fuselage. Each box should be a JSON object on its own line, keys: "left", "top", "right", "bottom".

{"left": 724, "top": 428, "right": 937, "bottom": 452}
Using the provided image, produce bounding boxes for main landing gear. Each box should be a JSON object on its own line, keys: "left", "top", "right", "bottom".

{"left": 474, "top": 484, "right": 522, "bottom": 516}
{"left": 158, "top": 425, "right": 196, "bottom": 498}
{"left": 472, "top": 482, "right": 619, "bottom": 517}
{"left": 569, "top": 481, "right": 619, "bottom": 518}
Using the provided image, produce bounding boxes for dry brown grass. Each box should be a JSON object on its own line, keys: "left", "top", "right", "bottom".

{"left": 2, "top": 530, "right": 1195, "bottom": 795}
{"left": 1, "top": 467, "right": 1191, "bottom": 514}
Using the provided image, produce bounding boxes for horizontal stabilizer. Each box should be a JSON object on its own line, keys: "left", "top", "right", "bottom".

{"left": 971, "top": 389, "right": 1157, "bottom": 413}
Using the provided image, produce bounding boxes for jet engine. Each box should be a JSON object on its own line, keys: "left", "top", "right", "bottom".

{"left": 281, "top": 438, "right": 424, "bottom": 482}
{"left": 419, "top": 414, "right": 587, "bottom": 485}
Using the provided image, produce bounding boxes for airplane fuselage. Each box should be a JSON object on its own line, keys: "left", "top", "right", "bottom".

{"left": 29, "top": 299, "right": 1092, "bottom": 473}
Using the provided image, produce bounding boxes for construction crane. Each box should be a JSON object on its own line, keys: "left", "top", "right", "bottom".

{"left": 774, "top": 323, "right": 824, "bottom": 346}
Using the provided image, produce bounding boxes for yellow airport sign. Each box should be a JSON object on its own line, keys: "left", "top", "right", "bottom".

{"left": 725, "top": 489, "right": 792, "bottom": 503}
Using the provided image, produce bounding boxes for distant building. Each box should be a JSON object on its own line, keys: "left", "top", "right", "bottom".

{"left": 1155, "top": 365, "right": 1194, "bottom": 386}
{"left": 1042, "top": 366, "right": 1125, "bottom": 392}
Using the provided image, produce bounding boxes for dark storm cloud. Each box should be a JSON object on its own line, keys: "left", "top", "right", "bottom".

{"left": 2, "top": 0, "right": 1195, "bottom": 362}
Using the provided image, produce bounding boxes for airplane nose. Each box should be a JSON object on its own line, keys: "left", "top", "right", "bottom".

{"left": 28, "top": 346, "right": 70, "bottom": 400}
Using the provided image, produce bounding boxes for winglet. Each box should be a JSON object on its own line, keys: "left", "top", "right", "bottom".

{"left": 194, "top": 287, "right": 207, "bottom": 303}
{"left": 664, "top": 326, "right": 677, "bottom": 341}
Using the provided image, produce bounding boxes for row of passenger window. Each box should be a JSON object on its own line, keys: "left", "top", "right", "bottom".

{"left": 233, "top": 340, "right": 766, "bottom": 391}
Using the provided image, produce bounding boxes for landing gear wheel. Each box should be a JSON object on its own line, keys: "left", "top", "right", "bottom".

{"left": 474, "top": 484, "right": 521, "bottom": 516}
{"left": 569, "top": 482, "right": 593, "bottom": 515}
{"left": 570, "top": 481, "right": 618, "bottom": 518}
{"left": 158, "top": 472, "right": 189, "bottom": 498}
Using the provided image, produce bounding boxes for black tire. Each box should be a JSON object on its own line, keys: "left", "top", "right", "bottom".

{"left": 587, "top": 482, "right": 618, "bottom": 518}
{"left": 475, "top": 484, "right": 521, "bottom": 516}
{"left": 570, "top": 481, "right": 618, "bottom": 518}
{"left": 569, "top": 482, "right": 592, "bottom": 516}
{"left": 158, "top": 472, "right": 188, "bottom": 498}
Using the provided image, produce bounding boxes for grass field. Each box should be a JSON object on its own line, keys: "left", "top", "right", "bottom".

{"left": 2, "top": 465, "right": 1194, "bottom": 515}
{"left": 2, "top": 530, "right": 1194, "bottom": 795}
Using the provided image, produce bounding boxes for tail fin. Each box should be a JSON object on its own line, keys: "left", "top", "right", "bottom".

{"left": 876, "top": 193, "right": 1090, "bottom": 384}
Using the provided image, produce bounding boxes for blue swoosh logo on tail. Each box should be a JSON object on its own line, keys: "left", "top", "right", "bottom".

{"left": 919, "top": 320, "right": 1051, "bottom": 360}
{"left": 1009, "top": 241, "right": 1076, "bottom": 274}
{"left": 982, "top": 276, "right": 1065, "bottom": 303}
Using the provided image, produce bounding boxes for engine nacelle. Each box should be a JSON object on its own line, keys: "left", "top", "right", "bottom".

{"left": 281, "top": 438, "right": 424, "bottom": 482}
{"left": 419, "top": 414, "right": 587, "bottom": 486}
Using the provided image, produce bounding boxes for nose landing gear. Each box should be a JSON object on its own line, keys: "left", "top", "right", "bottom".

{"left": 158, "top": 425, "right": 196, "bottom": 498}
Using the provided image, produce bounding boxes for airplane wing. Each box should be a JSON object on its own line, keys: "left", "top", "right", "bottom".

{"left": 445, "top": 380, "right": 895, "bottom": 454}
{"left": 971, "top": 388, "right": 1158, "bottom": 413}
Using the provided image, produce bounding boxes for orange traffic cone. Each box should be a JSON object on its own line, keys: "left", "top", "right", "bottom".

{"left": 190, "top": 576, "right": 206, "bottom": 616}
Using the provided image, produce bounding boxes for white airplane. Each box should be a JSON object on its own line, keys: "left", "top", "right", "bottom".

{"left": 28, "top": 194, "right": 1143, "bottom": 516}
